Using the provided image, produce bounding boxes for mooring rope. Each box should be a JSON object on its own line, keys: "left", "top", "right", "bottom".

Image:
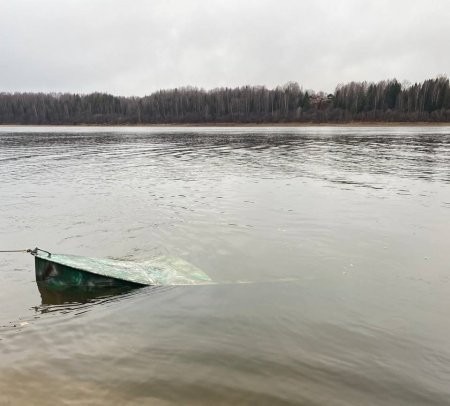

{"left": 0, "top": 248, "right": 51, "bottom": 256}
{"left": 0, "top": 249, "right": 32, "bottom": 253}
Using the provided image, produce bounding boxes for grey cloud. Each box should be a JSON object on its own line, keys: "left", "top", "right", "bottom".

{"left": 0, "top": 0, "right": 448, "bottom": 96}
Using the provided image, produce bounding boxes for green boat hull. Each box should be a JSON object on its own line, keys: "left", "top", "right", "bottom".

{"left": 32, "top": 247, "right": 212, "bottom": 292}
{"left": 35, "top": 256, "right": 145, "bottom": 291}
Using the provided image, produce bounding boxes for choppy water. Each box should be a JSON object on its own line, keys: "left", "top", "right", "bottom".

{"left": 1, "top": 126, "right": 450, "bottom": 405}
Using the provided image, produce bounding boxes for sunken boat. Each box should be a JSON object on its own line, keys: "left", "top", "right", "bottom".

{"left": 30, "top": 248, "right": 212, "bottom": 291}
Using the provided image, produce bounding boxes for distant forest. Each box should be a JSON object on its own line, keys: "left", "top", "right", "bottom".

{"left": 1, "top": 76, "right": 449, "bottom": 124}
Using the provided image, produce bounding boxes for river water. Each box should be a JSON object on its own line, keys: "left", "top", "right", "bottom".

{"left": 1, "top": 126, "right": 449, "bottom": 405}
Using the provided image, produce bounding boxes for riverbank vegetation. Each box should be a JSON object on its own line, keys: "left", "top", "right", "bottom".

{"left": 0, "top": 77, "right": 449, "bottom": 124}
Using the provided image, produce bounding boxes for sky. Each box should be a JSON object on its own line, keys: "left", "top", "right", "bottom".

{"left": 0, "top": 0, "right": 449, "bottom": 96}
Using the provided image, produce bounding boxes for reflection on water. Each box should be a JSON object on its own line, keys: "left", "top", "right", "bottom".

{"left": 36, "top": 281, "right": 141, "bottom": 308}
{"left": 1, "top": 126, "right": 450, "bottom": 405}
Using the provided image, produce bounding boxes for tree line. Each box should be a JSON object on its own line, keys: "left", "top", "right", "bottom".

{"left": 0, "top": 77, "right": 449, "bottom": 124}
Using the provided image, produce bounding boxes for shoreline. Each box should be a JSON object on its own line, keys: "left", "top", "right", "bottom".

{"left": 0, "top": 122, "right": 449, "bottom": 128}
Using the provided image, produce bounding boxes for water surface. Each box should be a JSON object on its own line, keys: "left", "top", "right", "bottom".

{"left": 1, "top": 126, "right": 450, "bottom": 405}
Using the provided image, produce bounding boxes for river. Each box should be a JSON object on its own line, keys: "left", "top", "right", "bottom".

{"left": 1, "top": 126, "right": 449, "bottom": 405}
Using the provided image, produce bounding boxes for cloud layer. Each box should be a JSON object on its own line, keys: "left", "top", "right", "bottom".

{"left": 1, "top": 0, "right": 448, "bottom": 95}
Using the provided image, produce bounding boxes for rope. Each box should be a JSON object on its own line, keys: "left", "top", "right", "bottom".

{"left": 0, "top": 248, "right": 50, "bottom": 257}
{"left": 0, "top": 249, "right": 31, "bottom": 253}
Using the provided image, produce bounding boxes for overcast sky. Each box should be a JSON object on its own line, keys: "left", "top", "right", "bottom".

{"left": 0, "top": 0, "right": 448, "bottom": 96}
